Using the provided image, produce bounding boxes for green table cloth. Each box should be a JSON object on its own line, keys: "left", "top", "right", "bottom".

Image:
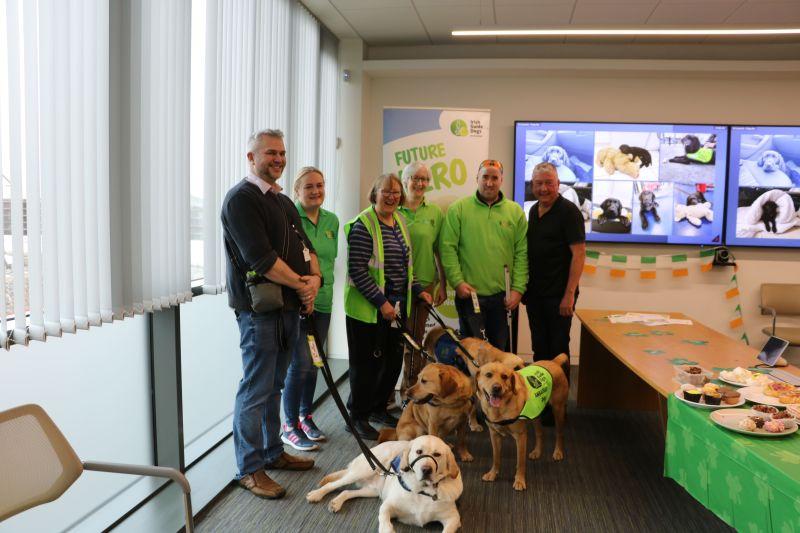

{"left": 664, "top": 396, "right": 800, "bottom": 532}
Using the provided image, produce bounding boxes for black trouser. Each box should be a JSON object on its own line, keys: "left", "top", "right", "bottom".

{"left": 346, "top": 314, "right": 404, "bottom": 420}
{"left": 526, "top": 294, "right": 577, "bottom": 382}
{"left": 454, "top": 292, "right": 510, "bottom": 351}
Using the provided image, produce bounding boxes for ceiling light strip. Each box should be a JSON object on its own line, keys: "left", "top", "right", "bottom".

{"left": 452, "top": 28, "right": 800, "bottom": 37}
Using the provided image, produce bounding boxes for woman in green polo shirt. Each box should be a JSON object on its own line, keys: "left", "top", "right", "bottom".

{"left": 398, "top": 162, "right": 447, "bottom": 394}
{"left": 282, "top": 166, "right": 339, "bottom": 451}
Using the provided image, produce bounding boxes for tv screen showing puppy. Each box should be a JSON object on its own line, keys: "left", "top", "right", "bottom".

{"left": 725, "top": 126, "right": 800, "bottom": 248}
{"left": 514, "top": 121, "right": 728, "bottom": 245}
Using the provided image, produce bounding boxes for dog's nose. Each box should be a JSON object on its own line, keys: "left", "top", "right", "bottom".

{"left": 421, "top": 465, "right": 433, "bottom": 478}
{"left": 491, "top": 384, "right": 501, "bottom": 395}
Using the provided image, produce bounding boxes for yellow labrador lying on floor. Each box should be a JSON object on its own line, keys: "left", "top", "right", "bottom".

{"left": 306, "top": 435, "right": 462, "bottom": 533}
{"left": 476, "top": 355, "right": 569, "bottom": 491}
{"left": 423, "top": 327, "right": 526, "bottom": 432}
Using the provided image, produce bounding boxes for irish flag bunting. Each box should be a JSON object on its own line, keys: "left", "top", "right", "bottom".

{"left": 579, "top": 247, "right": 749, "bottom": 345}
{"left": 583, "top": 250, "right": 600, "bottom": 275}
{"left": 640, "top": 256, "right": 656, "bottom": 279}
{"left": 610, "top": 255, "right": 627, "bottom": 278}
{"left": 671, "top": 254, "right": 688, "bottom": 277}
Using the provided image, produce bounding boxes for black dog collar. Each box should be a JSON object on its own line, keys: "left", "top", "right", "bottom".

{"left": 390, "top": 455, "right": 439, "bottom": 500}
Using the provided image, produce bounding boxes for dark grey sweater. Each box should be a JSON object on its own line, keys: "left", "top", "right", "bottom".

{"left": 221, "top": 179, "right": 314, "bottom": 312}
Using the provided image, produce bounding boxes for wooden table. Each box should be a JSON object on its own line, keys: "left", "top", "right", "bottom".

{"left": 575, "top": 308, "right": 799, "bottom": 412}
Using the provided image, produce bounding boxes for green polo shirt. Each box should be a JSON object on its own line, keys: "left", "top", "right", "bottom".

{"left": 398, "top": 201, "right": 444, "bottom": 286}
{"left": 296, "top": 203, "right": 339, "bottom": 313}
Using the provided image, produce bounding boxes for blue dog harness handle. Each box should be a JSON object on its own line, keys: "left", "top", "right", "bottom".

{"left": 517, "top": 365, "right": 552, "bottom": 420}
{"left": 433, "top": 335, "right": 471, "bottom": 376}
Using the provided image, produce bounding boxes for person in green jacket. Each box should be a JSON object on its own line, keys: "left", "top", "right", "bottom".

{"left": 282, "top": 167, "right": 339, "bottom": 452}
{"left": 439, "top": 159, "right": 528, "bottom": 351}
{"left": 398, "top": 162, "right": 447, "bottom": 394}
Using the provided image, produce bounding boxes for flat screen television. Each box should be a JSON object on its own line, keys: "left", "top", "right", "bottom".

{"left": 724, "top": 125, "right": 800, "bottom": 248}
{"left": 514, "top": 121, "right": 728, "bottom": 245}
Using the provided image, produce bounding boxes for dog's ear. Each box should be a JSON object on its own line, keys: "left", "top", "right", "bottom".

{"left": 445, "top": 446, "right": 460, "bottom": 480}
{"left": 509, "top": 370, "right": 518, "bottom": 395}
{"left": 439, "top": 368, "right": 457, "bottom": 398}
{"left": 399, "top": 446, "right": 411, "bottom": 472}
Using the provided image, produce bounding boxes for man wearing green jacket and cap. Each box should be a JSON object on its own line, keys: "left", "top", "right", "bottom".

{"left": 439, "top": 159, "right": 528, "bottom": 350}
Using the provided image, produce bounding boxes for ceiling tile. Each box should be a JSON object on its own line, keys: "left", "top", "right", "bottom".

{"left": 494, "top": 3, "right": 575, "bottom": 25}
{"left": 417, "top": 5, "right": 484, "bottom": 42}
{"left": 412, "top": 0, "right": 481, "bottom": 6}
{"left": 330, "top": 0, "right": 411, "bottom": 9}
{"left": 338, "top": 6, "right": 430, "bottom": 44}
{"left": 571, "top": 2, "right": 656, "bottom": 23}
{"left": 727, "top": 1, "right": 800, "bottom": 24}
{"left": 647, "top": 2, "right": 740, "bottom": 24}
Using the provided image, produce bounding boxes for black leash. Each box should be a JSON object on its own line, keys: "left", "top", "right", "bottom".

{"left": 392, "top": 316, "right": 437, "bottom": 363}
{"left": 423, "top": 303, "right": 481, "bottom": 370}
{"left": 305, "top": 313, "right": 396, "bottom": 477}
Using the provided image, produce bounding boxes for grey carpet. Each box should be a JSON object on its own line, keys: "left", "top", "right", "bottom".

{"left": 196, "top": 370, "right": 732, "bottom": 533}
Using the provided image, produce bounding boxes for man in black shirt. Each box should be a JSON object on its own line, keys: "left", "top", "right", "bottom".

{"left": 525, "top": 162, "right": 586, "bottom": 383}
{"left": 221, "top": 129, "right": 322, "bottom": 499}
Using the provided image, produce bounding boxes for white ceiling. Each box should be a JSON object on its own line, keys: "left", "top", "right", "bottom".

{"left": 302, "top": 0, "right": 800, "bottom": 48}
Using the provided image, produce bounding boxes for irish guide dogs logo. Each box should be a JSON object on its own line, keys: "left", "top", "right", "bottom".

{"left": 450, "top": 119, "right": 468, "bottom": 137}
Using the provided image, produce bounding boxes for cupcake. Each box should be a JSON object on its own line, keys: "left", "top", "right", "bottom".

{"left": 702, "top": 383, "right": 720, "bottom": 395}
{"left": 738, "top": 417, "right": 757, "bottom": 431}
{"left": 683, "top": 389, "right": 702, "bottom": 403}
{"left": 763, "top": 420, "right": 785, "bottom": 433}
{"left": 749, "top": 416, "right": 766, "bottom": 429}
{"left": 722, "top": 389, "right": 741, "bottom": 405}
{"left": 703, "top": 392, "right": 722, "bottom": 406}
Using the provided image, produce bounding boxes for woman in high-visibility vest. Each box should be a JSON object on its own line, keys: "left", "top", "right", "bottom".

{"left": 344, "top": 173, "right": 432, "bottom": 440}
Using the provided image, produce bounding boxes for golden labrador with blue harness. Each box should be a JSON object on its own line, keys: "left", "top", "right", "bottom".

{"left": 475, "top": 354, "right": 569, "bottom": 491}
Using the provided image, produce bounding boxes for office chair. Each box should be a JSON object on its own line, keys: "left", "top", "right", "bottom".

{"left": 0, "top": 404, "right": 194, "bottom": 531}
{"left": 760, "top": 283, "right": 800, "bottom": 346}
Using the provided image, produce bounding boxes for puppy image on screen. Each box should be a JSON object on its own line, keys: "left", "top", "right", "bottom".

{"left": 760, "top": 200, "right": 779, "bottom": 233}
{"left": 669, "top": 134, "right": 716, "bottom": 165}
{"left": 758, "top": 150, "right": 788, "bottom": 174}
{"left": 542, "top": 145, "right": 570, "bottom": 168}
{"left": 619, "top": 144, "right": 652, "bottom": 167}
{"left": 685, "top": 191, "right": 707, "bottom": 206}
{"left": 638, "top": 190, "right": 660, "bottom": 230}
{"left": 595, "top": 147, "right": 641, "bottom": 178}
{"left": 598, "top": 198, "right": 630, "bottom": 228}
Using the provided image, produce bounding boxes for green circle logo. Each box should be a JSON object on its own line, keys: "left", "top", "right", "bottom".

{"left": 450, "top": 119, "right": 468, "bottom": 137}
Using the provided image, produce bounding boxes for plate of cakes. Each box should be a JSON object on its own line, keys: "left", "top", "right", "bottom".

{"left": 711, "top": 408, "right": 798, "bottom": 437}
{"left": 739, "top": 382, "right": 800, "bottom": 407}
{"left": 718, "top": 367, "right": 773, "bottom": 388}
{"left": 675, "top": 383, "right": 744, "bottom": 409}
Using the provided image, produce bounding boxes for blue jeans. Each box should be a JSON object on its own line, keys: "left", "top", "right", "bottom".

{"left": 454, "top": 292, "right": 510, "bottom": 351}
{"left": 233, "top": 310, "right": 299, "bottom": 477}
{"left": 283, "top": 311, "right": 331, "bottom": 425}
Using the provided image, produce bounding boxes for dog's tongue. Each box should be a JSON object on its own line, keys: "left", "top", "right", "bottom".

{"left": 489, "top": 395, "right": 502, "bottom": 408}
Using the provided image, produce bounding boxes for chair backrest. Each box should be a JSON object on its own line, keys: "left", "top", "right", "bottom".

{"left": 0, "top": 404, "right": 83, "bottom": 522}
{"left": 761, "top": 283, "right": 800, "bottom": 316}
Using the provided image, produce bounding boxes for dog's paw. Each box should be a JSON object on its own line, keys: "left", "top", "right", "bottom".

{"left": 481, "top": 470, "right": 497, "bottom": 482}
{"left": 459, "top": 451, "right": 474, "bottom": 462}
{"left": 469, "top": 423, "right": 484, "bottom": 433}
{"left": 513, "top": 477, "right": 527, "bottom": 491}
{"left": 553, "top": 449, "right": 565, "bottom": 462}
{"left": 328, "top": 497, "right": 344, "bottom": 513}
{"left": 528, "top": 448, "right": 542, "bottom": 461}
{"left": 306, "top": 489, "right": 323, "bottom": 503}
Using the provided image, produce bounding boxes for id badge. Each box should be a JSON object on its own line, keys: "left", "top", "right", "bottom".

{"left": 470, "top": 291, "right": 481, "bottom": 314}
{"left": 307, "top": 335, "right": 323, "bottom": 368}
{"left": 302, "top": 246, "right": 311, "bottom": 263}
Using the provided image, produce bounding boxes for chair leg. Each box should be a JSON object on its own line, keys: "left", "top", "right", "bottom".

{"left": 183, "top": 492, "right": 194, "bottom": 533}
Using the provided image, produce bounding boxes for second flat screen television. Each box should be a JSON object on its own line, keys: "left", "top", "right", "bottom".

{"left": 514, "top": 121, "right": 728, "bottom": 245}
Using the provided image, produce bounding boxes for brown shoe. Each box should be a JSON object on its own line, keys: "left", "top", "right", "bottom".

{"left": 238, "top": 470, "right": 286, "bottom": 499}
{"left": 264, "top": 451, "right": 314, "bottom": 471}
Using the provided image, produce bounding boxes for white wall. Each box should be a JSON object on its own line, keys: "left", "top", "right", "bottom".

{"left": 0, "top": 317, "right": 154, "bottom": 532}
{"left": 358, "top": 58, "right": 800, "bottom": 361}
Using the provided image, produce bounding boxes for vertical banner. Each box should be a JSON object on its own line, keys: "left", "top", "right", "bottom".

{"left": 382, "top": 107, "right": 491, "bottom": 328}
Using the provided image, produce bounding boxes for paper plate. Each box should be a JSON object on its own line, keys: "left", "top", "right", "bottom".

{"left": 674, "top": 389, "right": 744, "bottom": 410}
{"left": 710, "top": 408, "right": 798, "bottom": 437}
{"left": 739, "top": 385, "right": 800, "bottom": 407}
